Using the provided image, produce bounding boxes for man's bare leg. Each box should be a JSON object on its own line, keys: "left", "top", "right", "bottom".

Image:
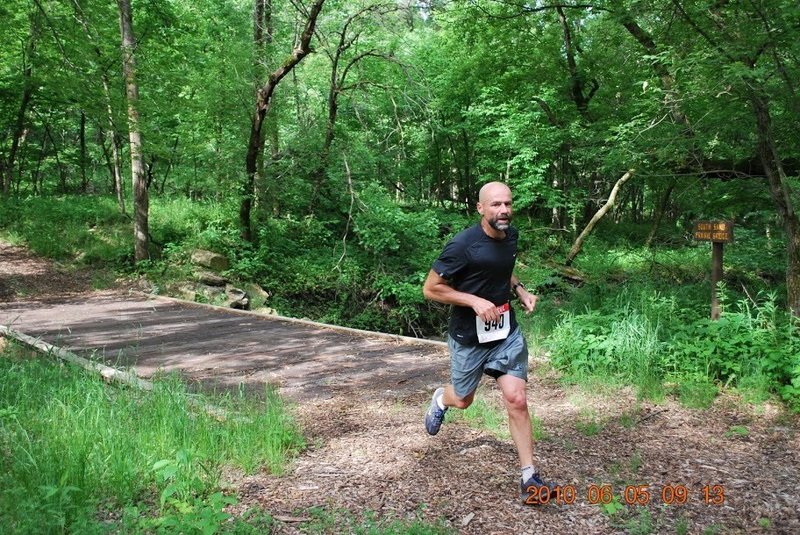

{"left": 497, "top": 373, "right": 554, "bottom": 504}
{"left": 496, "top": 374, "right": 534, "bottom": 467}
{"left": 441, "top": 385, "right": 475, "bottom": 410}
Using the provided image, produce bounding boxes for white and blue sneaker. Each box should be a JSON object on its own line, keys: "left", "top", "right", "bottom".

{"left": 424, "top": 387, "right": 447, "bottom": 435}
{"left": 521, "top": 472, "right": 556, "bottom": 505}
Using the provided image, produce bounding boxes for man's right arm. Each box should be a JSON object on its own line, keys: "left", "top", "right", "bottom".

{"left": 422, "top": 269, "right": 501, "bottom": 323}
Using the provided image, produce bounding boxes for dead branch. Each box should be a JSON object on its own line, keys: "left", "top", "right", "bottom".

{"left": 565, "top": 169, "right": 635, "bottom": 266}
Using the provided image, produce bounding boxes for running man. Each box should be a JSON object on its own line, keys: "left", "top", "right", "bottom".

{"left": 422, "top": 181, "right": 555, "bottom": 505}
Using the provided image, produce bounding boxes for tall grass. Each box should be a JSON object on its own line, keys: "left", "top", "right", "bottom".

{"left": 547, "top": 285, "right": 800, "bottom": 407}
{"left": 0, "top": 342, "right": 304, "bottom": 533}
{"left": 0, "top": 195, "right": 128, "bottom": 263}
{"left": 547, "top": 287, "right": 671, "bottom": 397}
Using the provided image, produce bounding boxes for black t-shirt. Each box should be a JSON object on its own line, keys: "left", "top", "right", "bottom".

{"left": 431, "top": 223, "right": 518, "bottom": 346}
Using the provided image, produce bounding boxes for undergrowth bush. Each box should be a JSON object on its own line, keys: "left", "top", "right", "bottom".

{"left": 548, "top": 289, "right": 670, "bottom": 399}
{"left": 151, "top": 197, "right": 238, "bottom": 252}
{"left": 0, "top": 195, "right": 130, "bottom": 263}
{"left": 548, "top": 286, "right": 800, "bottom": 407}
{"left": 220, "top": 186, "right": 468, "bottom": 336}
{"left": 667, "top": 293, "right": 800, "bottom": 407}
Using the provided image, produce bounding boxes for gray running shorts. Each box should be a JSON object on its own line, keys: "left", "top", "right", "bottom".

{"left": 448, "top": 327, "right": 529, "bottom": 399}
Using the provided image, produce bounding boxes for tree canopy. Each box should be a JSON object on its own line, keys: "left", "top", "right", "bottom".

{"left": 1, "top": 0, "right": 798, "bottom": 314}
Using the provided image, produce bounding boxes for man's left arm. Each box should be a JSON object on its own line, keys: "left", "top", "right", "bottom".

{"left": 511, "top": 275, "right": 537, "bottom": 314}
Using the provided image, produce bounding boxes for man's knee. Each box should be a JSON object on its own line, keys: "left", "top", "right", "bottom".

{"left": 502, "top": 387, "right": 528, "bottom": 412}
{"left": 449, "top": 390, "right": 475, "bottom": 409}
{"left": 452, "top": 398, "right": 471, "bottom": 409}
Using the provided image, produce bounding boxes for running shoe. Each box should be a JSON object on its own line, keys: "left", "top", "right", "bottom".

{"left": 424, "top": 387, "right": 447, "bottom": 435}
{"left": 520, "top": 472, "right": 556, "bottom": 506}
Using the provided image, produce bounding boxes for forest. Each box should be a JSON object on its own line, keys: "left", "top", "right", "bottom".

{"left": 2, "top": 0, "right": 800, "bottom": 403}
{"left": 3, "top": 1, "right": 800, "bottom": 532}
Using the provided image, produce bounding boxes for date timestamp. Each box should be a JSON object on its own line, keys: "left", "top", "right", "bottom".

{"left": 525, "top": 484, "right": 725, "bottom": 507}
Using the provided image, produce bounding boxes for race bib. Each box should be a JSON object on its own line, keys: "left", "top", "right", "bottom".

{"left": 476, "top": 302, "right": 510, "bottom": 343}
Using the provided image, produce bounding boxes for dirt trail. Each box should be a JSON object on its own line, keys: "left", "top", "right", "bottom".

{"left": 1, "top": 240, "right": 798, "bottom": 534}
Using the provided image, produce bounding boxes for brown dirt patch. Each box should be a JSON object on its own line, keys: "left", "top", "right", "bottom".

{"left": 1, "top": 241, "right": 799, "bottom": 534}
{"left": 0, "top": 241, "right": 94, "bottom": 299}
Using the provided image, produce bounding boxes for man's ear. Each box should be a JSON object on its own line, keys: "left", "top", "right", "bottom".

{"left": 476, "top": 201, "right": 484, "bottom": 215}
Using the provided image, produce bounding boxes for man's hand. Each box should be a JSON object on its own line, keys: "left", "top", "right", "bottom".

{"left": 424, "top": 269, "right": 517, "bottom": 322}
{"left": 425, "top": 270, "right": 503, "bottom": 322}
{"left": 471, "top": 296, "right": 502, "bottom": 323}
{"left": 516, "top": 288, "right": 538, "bottom": 314}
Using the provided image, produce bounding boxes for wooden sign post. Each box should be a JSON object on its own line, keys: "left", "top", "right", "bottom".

{"left": 693, "top": 221, "right": 734, "bottom": 320}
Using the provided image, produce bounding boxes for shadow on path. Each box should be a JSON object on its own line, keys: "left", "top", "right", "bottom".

{"left": 0, "top": 292, "right": 448, "bottom": 402}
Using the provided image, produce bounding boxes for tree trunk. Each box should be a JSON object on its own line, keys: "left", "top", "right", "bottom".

{"left": 306, "top": 75, "right": 339, "bottom": 211}
{"left": 645, "top": 178, "right": 676, "bottom": 247}
{"left": 461, "top": 128, "right": 473, "bottom": 210}
{"left": 752, "top": 93, "right": 800, "bottom": 317}
{"left": 259, "top": 8, "right": 281, "bottom": 222}
{"left": 557, "top": 7, "right": 597, "bottom": 120}
{"left": 565, "top": 169, "right": 635, "bottom": 266}
{"left": 110, "top": 130, "right": 125, "bottom": 213}
{"left": 42, "top": 121, "right": 67, "bottom": 193}
{"left": 620, "top": 15, "right": 690, "bottom": 131}
{"left": 532, "top": 96, "right": 571, "bottom": 230}
{"left": 308, "top": 5, "right": 347, "bottom": 210}
{"left": 307, "top": 5, "right": 388, "bottom": 211}
{"left": 32, "top": 131, "right": 47, "bottom": 195}
{"left": 102, "top": 69, "right": 126, "bottom": 213}
{"left": 117, "top": 0, "right": 149, "bottom": 262}
{"left": 241, "top": 0, "right": 326, "bottom": 241}
{"left": 79, "top": 110, "right": 88, "bottom": 192}
{"left": 3, "top": 15, "right": 39, "bottom": 194}
{"left": 6, "top": 86, "right": 34, "bottom": 194}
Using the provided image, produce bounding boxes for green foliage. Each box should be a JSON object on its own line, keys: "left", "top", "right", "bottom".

{"left": 457, "top": 396, "right": 509, "bottom": 438}
{"left": 141, "top": 448, "right": 239, "bottom": 535}
{"left": 724, "top": 425, "right": 749, "bottom": 438}
{"left": 0, "top": 195, "right": 131, "bottom": 263}
{"left": 229, "top": 186, "right": 464, "bottom": 336}
{"left": 0, "top": 342, "right": 304, "bottom": 533}
{"left": 2, "top": 0, "right": 799, "bottom": 340}
{"left": 151, "top": 197, "right": 239, "bottom": 252}
{"left": 599, "top": 495, "right": 625, "bottom": 517}
{"left": 303, "top": 506, "right": 453, "bottom": 535}
{"left": 575, "top": 410, "right": 605, "bottom": 437}
{"left": 677, "top": 381, "right": 718, "bottom": 409}
{"left": 353, "top": 183, "right": 439, "bottom": 258}
{"left": 624, "top": 508, "right": 655, "bottom": 535}
{"left": 675, "top": 515, "right": 690, "bottom": 535}
{"left": 669, "top": 293, "right": 800, "bottom": 405}
{"left": 548, "top": 282, "right": 800, "bottom": 407}
{"left": 549, "top": 288, "right": 668, "bottom": 400}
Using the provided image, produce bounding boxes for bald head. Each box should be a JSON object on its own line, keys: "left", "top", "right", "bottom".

{"left": 479, "top": 182, "right": 512, "bottom": 204}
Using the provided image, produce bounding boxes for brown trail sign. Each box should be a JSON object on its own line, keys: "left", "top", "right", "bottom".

{"left": 693, "top": 221, "right": 734, "bottom": 320}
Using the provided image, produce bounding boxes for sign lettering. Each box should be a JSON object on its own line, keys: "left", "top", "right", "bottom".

{"left": 693, "top": 221, "right": 733, "bottom": 243}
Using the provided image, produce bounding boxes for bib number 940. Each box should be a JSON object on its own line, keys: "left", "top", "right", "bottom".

{"left": 476, "top": 302, "right": 510, "bottom": 343}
